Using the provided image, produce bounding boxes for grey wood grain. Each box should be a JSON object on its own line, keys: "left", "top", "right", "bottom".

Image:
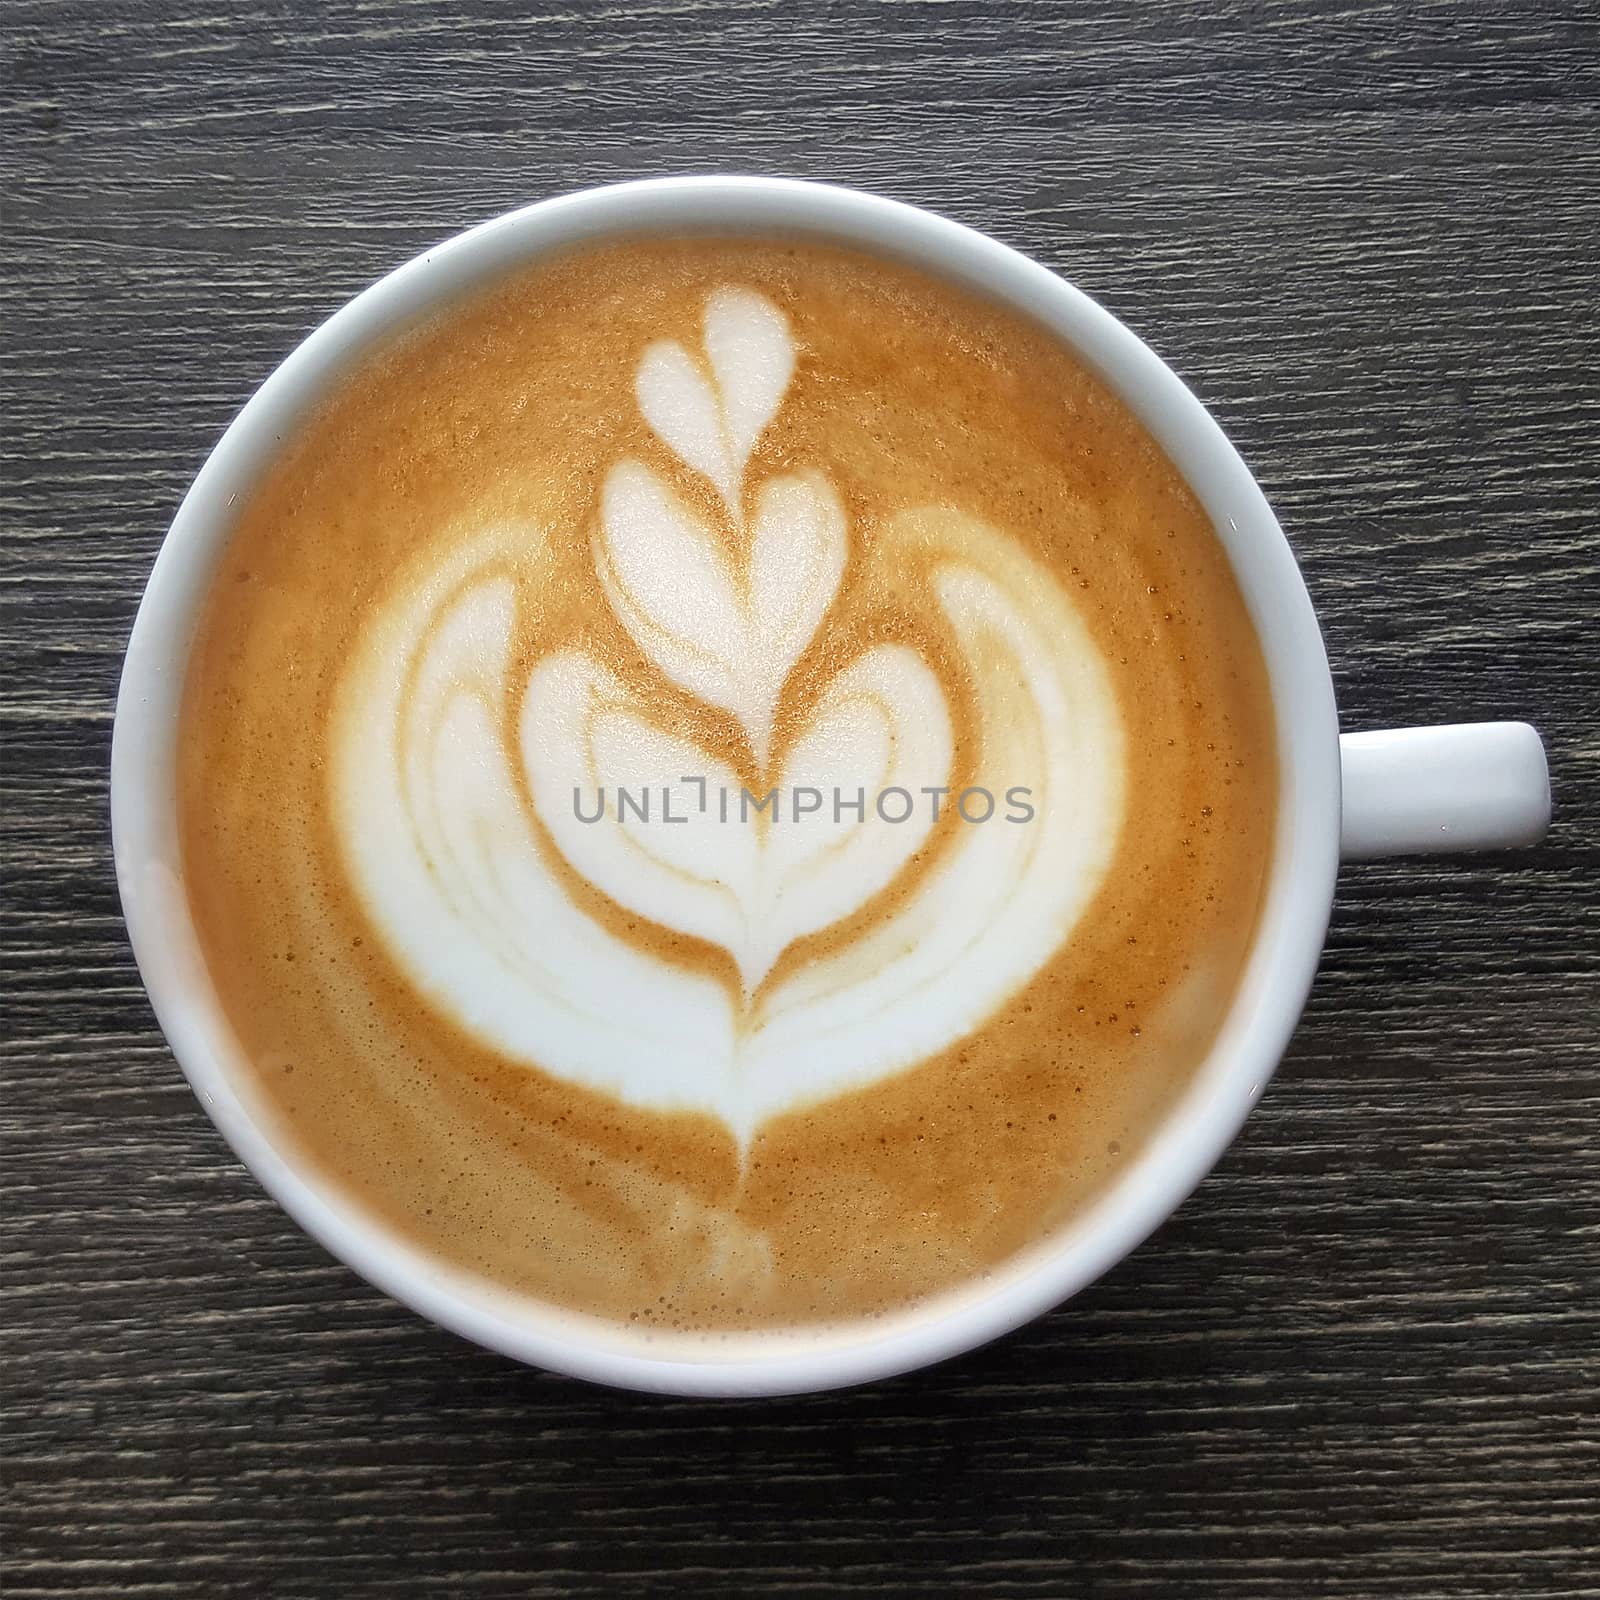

{"left": 3, "top": 1, "right": 1598, "bottom": 1595}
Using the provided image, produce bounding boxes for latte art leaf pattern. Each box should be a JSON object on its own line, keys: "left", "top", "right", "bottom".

{"left": 594, "top": 465, "right": 847, "bottom": 772}
{"left": 330, "top": 287, "right": 1127, "bottom": 1145}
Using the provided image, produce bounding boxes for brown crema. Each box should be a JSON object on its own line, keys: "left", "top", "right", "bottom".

{"left": 178, "top": 236, "right": 1277, "bottom": 1334}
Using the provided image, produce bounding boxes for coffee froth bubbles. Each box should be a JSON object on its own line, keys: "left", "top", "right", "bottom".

{"left": 330, "top": 286, "right": 1125, "bottom": 1147}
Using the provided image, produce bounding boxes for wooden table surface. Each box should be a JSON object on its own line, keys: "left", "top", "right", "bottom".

{"left": 4, "top": 2, "right": 1598, "bottom": 1594}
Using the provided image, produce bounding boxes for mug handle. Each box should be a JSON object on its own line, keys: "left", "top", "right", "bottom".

{"left": 1340, "top": 722, "right": 1551, "bottom": 859}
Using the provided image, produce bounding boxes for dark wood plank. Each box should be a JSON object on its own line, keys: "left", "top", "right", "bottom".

{"left": 3, "top": 1, "right": 1597, "bottom": 1595}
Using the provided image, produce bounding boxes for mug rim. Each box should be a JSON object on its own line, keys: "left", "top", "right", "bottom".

{"left": 111, "top": 175, "right": 1340, "bottom": 1396}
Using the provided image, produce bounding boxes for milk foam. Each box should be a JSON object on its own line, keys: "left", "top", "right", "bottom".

{"left": 330, "top": 288, "right": 1126, "bottom": 1145}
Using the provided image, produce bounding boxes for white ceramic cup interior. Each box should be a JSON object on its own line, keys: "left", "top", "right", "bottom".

{"left": 111, "top": 177, "right": 1550, "bottom": 1396}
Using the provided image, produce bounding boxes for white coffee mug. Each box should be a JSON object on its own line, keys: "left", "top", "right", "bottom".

{"left": 112, "top": 177, "right": 1551, "bottom": 1396}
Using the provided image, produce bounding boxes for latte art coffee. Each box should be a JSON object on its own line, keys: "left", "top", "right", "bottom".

{"left": 179, "top": 238, "right": 1277, "bottom": 1333}
{"left": 334, "top": 284, "right": 1123, "bottom": 1149}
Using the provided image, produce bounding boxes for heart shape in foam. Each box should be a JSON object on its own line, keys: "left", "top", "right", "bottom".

{"left": 524, "top": 642, "right": 952, "bottom": 993}
{"left": 634, "top": 286, "right": 796, "bottom": 516}
{"left": 594, "top": 464, "right": 847, "bottom": 773}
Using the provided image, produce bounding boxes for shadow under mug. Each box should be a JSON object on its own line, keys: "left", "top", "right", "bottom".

{"left": 111, "top": 177, "right": 1551, "bottom": 1396}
